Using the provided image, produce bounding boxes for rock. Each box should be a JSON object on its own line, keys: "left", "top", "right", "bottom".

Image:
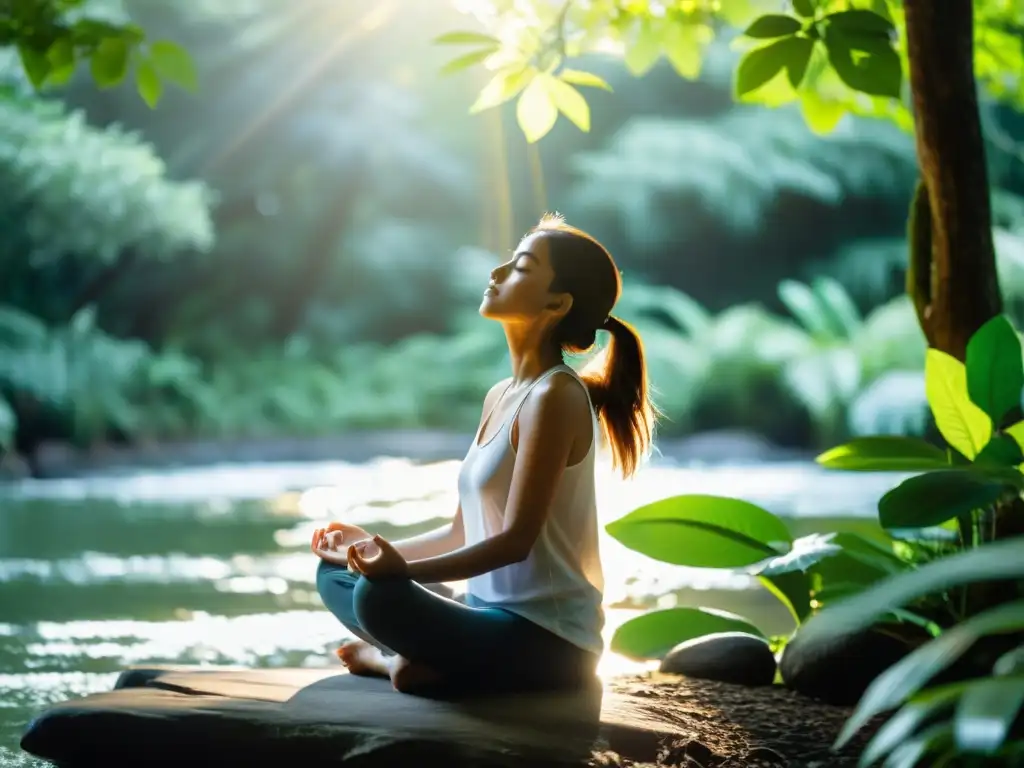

{"left": 780, "top": 627, "right": 912, "bottom": 706}
{"left": 21, "top": 666, "right": 879, "bottom": 767}
{"left": 660, "top": 632, "right": 777, "bottom": 687}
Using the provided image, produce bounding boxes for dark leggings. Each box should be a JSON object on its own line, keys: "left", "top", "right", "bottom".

{"left": 316, "top": 561, "right": 598, "bottom": 694}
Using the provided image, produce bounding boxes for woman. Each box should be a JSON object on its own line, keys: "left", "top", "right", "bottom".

{"left": 311, "top": 213, "right": 656, "bottom": 696}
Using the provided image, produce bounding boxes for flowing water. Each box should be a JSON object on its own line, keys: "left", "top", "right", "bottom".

{"left": 0, "top": 452, "right": 906, "bottom": 767}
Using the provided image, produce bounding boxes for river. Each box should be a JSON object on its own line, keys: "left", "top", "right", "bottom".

{"left": 0, "top": 453, "right": 904, "bottom": 767}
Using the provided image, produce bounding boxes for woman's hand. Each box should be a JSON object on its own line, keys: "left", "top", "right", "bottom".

{"left": 311, "top": 522, "right": 373, "bottom": 566}
{"left": 348, "top": 535, "right": 408, "bottom": 580}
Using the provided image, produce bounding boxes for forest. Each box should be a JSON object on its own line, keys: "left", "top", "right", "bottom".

{"left": 2, "top": 0, "right": 1024, "bottom": 466}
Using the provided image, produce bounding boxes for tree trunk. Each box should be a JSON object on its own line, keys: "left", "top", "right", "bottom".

{"left": 903, "top": 0, "right": 1003, "bottom": 361}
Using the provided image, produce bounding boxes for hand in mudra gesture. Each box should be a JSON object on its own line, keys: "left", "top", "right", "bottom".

{"left": 311, "top": 522, "right": 373, "bottom": 566}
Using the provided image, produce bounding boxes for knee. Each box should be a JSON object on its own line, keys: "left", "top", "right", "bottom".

{"left": 316, "top": 561, "right": 358, "bottom": 603}
{"left": 352, "top": 576, "right": 405, "bottom": 635}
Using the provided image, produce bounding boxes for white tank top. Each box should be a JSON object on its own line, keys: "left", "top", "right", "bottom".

{"left": 457, "top": 364, "right": 605, "bottom": 655}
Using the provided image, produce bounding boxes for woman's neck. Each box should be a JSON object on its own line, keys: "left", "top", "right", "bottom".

{"left": 503, "top": 322, "right": 563, "bottom": 384}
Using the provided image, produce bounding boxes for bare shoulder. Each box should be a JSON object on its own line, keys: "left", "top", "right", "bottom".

{"left": 480, "top": 377, "right": 513, "bottom": 414}
{"left": 520, "top": 372, "right": 591, "bottom": 432}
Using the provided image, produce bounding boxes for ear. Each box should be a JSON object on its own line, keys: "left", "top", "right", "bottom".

{"left": 546, "top": 292, "right": 573, "bottom": 318}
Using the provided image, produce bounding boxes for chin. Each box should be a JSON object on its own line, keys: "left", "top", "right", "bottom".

{"left": 479, "top": 296, "right": 500, "bottom": 319}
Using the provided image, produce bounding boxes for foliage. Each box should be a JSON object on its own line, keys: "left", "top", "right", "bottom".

{"left": 605, "top": 490, "right": 915, "bottom": 659}
{"left": 2, "top": 0, "right": 195, "bottom": 105}
{"left": 797, "top": 539, "right": 1024, "bottom": 765}
{"left": 439, "top": 0, "right": 1024, "bottom": 142}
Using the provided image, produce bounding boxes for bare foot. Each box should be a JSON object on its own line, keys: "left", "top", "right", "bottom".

{"left": 336, "top": 640, "right": 444, "bottom": 693}
{"left": 335, "top": 640, "right": 389, "bottom": 678}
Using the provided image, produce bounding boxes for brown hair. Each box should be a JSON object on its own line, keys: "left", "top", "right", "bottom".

{"left": 531, "top": 213, "right": 657, "bottom": 477}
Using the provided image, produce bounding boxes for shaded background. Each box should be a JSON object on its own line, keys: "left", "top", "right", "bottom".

{"left": 1, "top": 0, "right": 1022, "bottom": 467}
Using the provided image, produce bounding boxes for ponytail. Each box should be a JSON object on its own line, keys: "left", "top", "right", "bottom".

{"left": 581, "top": 314, "right": 656, "bottom": 478}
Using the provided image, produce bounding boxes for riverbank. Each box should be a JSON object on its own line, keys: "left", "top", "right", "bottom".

{"left": 0, "top": 428, "right": 811, "bottom": 480}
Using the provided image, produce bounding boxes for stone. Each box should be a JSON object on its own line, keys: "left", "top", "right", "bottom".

{"left": 20, "top": 666, "right": 881, "bottom": 767}
{"left": 779, "top": 627, "right": 912, "bottom": 706}
{"left": 659, "top": 632, "right": 777, "bottom": 687}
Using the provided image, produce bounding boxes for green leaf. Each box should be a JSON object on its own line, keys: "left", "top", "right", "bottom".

{"left": 925, "top": 349, "right": 993, "bottom": 460}
{"left": 90, "top": 37, "right": 130, "bottom": 88}
{"left": 1006, "top": 420, "right": 1024, "bottom": 454}
{"left": 823, "top": 20, "right": 901, "bottom": 98}
{"left": 791, "top": 0, "right": 816, "bottom": 19}
{"left": 954, "top": 675, "right": 1024, "bottom": 754}
{"left": 811, "top": 276, "right": 862, "bottom": 338}
{"left": 440, "top": 48, "right": 496, "bottom": 76}
{"left": 469, "top": 66, "right": 535, "bottom": 113}
{"left": 516, "top": 75, "right": 558, "bottom": 143}
{"left": 836, "top": 601, "right": 1024, "bottom": 747}
{"left": 758, "top": 570, "right": 812, "bottom": 624}
{"left": 662, "top": 22, "right": 707, "bottom": 80}
{"left": 756, "top": 533, "right": 842, "bottom": 576}
{"left": 611, "top": 607, "right": 765, "bottom": 660}
{"left": 966, "top": 315, "right": 1024, "bottom": 425}
{"left": 135, "top": 59, "right": 163, "bottom": 108}
{"left": 826, "top": 9, "right": 896, "bottom": 37}
{"left": 797, "top": 537, "right": 1024, "bottom": 661}
{"left": 17, "top": 43, "right": 51, "bottom": 89}
{"left": 974, "top": 434, "right": 1024, "bottom": 467}
{"left": 46, "top": 38, "right": 77, "bottom": 85}
{"left": 994, "top": 644, "right": 1024, "bottom": 676}
{"left": 624, "top": 17, "right": 662, "bottom": 77}
{"left": 816, "top": 436, "right": 950, "bottom": 472}
{"left": 605, "top": 495, "right": 791, "bottom": 568}
{"left": 778, "top": 279, "right": 832, "bottom": 337}
{"left": 799, "top": 91, "right": 847, "bottom": 134}
{"left": 743, "top": 15, "right": 802, "bottom": 39}
{"left": 0, "top": 397, "right": 15, "bottom": 452}
{"left": 878, "top": 470, "right": 1011, "bottom": 529}
{"left": 148, "top": 40, "right": 197, "bottom": 91}
{"left": 736, "top": 36, "right": 815, "bottom": 99}
{"left": 860, "top": 683, "right": 965, "bottom": 766}
{"left": 880, "top": 722, "right": 954, "bottom": 768}
{"left": 434, "top": 31, "right": 502, "bottom": 46}
{"left": 545, "top": 76, "right": 589, "bottom": 132}
{"left": 558, "top": 69, "right": 612, "bottom": 91}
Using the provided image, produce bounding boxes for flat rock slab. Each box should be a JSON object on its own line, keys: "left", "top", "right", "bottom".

{"left": 20, "top": 666, "right": 874, "bottom": 767}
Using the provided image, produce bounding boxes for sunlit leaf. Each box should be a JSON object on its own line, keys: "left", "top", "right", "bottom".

{"left": 611, "top": 607, "right": 764, "bottom": 659}
{"left": 440, "top": 48, "right": 496, "bottom": 76}
{"left": 606, "top": 495, "right": 791, "bottom": 568}
{"left": 816, "top": 436, "right": 949, "bottom": 472}
{"left": 1007, "top": 421, "right": 1024, "bottom": 454}
{"left": 558, "top": 68, "right": 612, "bottom": 91}
{"left": 434, "top": 31, "right": 502, "bottom": 46}
{"left": 662, "top": 23, "right": 709, "bottom": 80}
{"left": 516, "top": 74, "right": 558, "bottom": 143}
{"left": 966, "top": 315, "right": 1024, "bottom": 425}
{"left": 545, "top": 76, "right": 590, "bottom": 132}
{"left": 799, "top": 91, "right": 847, "bottom": 134}
{"left": 925, "top": 349, "right": 993, "bottom": 460}
{"left": 469, "top": 66, "right": 536, "bottom": 113}
{"left": 623, "top": 17, "right": 662, "bottom": 76}
{"left": 46, "top": 38, "right": 76, "bottom": 85}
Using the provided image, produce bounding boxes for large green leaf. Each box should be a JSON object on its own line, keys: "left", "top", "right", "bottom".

{"left": 878, "top": 469, "right": 1012, "bottom": 529}
{"left": 610, "top": 607, "right": 764, "bottom": 660}
{"left": 836, "top": 601, "right": 1024, "bottom": 747}
{"left": 545, "top": 77, "right": 590, "bottom": 132}
{"left": 966, "top": 315, "right": 1024, "bottom": 425}
{"left": 816, "top": 436, "right": 950, "bottom": 472}
{"left": 822, "top": 10, "right": 901, "bottom": 98}
{"left": 90, "top": 37, "right": 130, "bottom": 88}
{"left": 954, "top": 675, "right": 1024, "bottom": 755}
{"left": 925, "top": 349, "right": 993, "bottom": 460}
{"left": 797, "top": 537, "right": 1024, "bottom": 647}
{"left": 860, "top": 682, "right": 965, "bottom": 767}
{"left": 974, "top": 434, "right": 1024, "bottom": 468}
{"left": 605, "top": 495, "right": 791, "bottom": 568}
{"left": 148, "top": 40, "right": 198, "bottom": 91}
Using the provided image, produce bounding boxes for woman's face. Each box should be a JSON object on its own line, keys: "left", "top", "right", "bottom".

{"left": 479, "top": 232, "right": 570, "bottom": 323}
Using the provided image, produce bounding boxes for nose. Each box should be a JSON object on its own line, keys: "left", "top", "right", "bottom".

{"left": 489, "top": 263, "right": 510, "bottom": 284}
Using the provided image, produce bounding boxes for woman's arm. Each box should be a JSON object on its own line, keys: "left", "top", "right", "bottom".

{"left": 406, "top": 376, "right": 586, "bottom": 584}
{"left": 392, "top": 507, "right": 465, "bottom": 561}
